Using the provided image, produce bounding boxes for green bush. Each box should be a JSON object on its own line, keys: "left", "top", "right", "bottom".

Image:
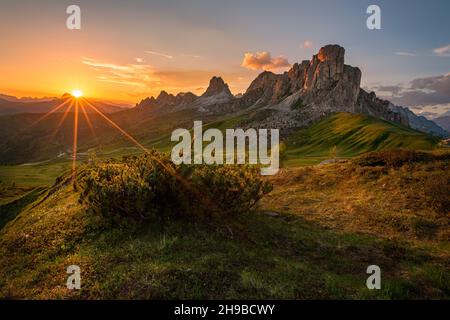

{"left": 79, "top": 151, "right": 272, "bottom": 224}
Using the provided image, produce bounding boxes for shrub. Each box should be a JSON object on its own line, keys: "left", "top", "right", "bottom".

{"left": 423, "top": 173, "right": 450, "bottom": 216}
{"left": 354, "top": 150, "right": 419, "bottom": 168}
{"left": 411, "top": 217, "right": 438, "bottom": 239}
{"left": 79, "top": 151, "right": 272, "bottom": 224}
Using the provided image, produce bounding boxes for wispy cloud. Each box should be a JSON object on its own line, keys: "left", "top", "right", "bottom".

{"left": 395, "top": 51, "right": 416, "bottom": 57}
{"left": 241, "top": 51, "right": 291, "bottom": 71}
{"left": 180, "top": 53, "right": 202, "bottom": 59}
{"left": 81, "top": 57, "right": 135, "bottom": 71}
{"left": 433, "top": 44, "right": 450, "bottom": 57}
{"left": 145, "top": 50, "right": 174, "bottom": 59}
{"left": 81, "top": 57, "right": 159, "bottom": 88}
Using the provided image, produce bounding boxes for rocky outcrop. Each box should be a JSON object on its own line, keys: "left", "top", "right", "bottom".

{"left": 434, "top": 116, "right": 450, "bottom": 133}
{"left": 356, "top": 89, "right": 409, "bottom": 125}
{"left": 240, "top": 45, "right": 361, "bottom": 115}
{"left": 136, "top": 76, "right": 234, "bottom": 113}
{"left": 136, "top": 91, "right": 198, "bottom": 110}
{"left": 201, "top": 76, "right": 233, "bottom": 98}
{"left": 392, "top": 106, "right": 448, "bottom": 137}
{"left": 237, "top": 45, "right": 362, "bottom": 132}
{"left": 356, "top": 89, "right": 448, "bottom": 137}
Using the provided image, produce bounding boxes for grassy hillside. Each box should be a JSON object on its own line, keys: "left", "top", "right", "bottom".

{"left": 285, "top": 113, "right": 439, "bottom": 165}
{"left": 0, "top": 152, "right": 449, "bottom": 299}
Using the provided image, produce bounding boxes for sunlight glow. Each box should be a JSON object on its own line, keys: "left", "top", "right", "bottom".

{"left": 71, "top": 89, "right": 83, "bottom": 98}
{"left": 35, "top": 95, "right": 215, "bottom": 209}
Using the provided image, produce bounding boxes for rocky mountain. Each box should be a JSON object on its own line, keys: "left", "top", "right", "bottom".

{"left": 133, "top": 44, "right": 448, "bottom": 137}
{"left": 0, "top": 94, "right": 55, "bottom": 103}
{"left": 356, "top": 90, "right": 448, "bottom": 137}
{"left": 135, "top": 76, "right": 234, "bottom": 113}
{"left": 434, "top": 115, "right": 450, "bottom": 133}
{"left": 201, "top": 76, "right": 233, "bottom": 98}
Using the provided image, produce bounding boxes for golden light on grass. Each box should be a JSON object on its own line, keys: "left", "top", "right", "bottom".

{"left": 71, "top": 89, "right": 83, "bottom": 98}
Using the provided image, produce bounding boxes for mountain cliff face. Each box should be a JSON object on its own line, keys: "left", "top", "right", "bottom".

{"left": 356, "top": 90, "right": 448, "bottom": 137}
{"left": 135, "top": 44, "right": 447, "bottom": 137}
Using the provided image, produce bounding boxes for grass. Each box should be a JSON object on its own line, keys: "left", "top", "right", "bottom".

{"left": 0, "top": 112, "right": 448, "bottom": 299}
{"left": 0, "top": 153, "right": 449, "bottom": 299}
{"left": 0, "top": 112, "right": 441, "bottom": 187}
{"left": 284, "top": 113, "right": 439, "bottom": 166}
{"left": 0, "top": 187, "right": 46, "bottom": 229}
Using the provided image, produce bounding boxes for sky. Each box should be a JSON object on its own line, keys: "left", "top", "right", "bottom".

{"left": 0, "top": 0, "right": 449, "bottom": 116}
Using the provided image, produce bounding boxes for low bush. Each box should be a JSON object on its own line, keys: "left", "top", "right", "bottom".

{"left": 354, "top": 150, "right": 419, "bottom": 168}
{"left": 423, "top": 173, "right": 450, "bottom": 216}
{"left": 79, "top": 151, "right": 272, "bottom": 224}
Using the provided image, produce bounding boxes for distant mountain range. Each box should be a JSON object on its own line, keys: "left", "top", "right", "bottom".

{"left": 434, "top": 113, "right": 450, "bottom": 133}
{"left": 0, "top": 93, "right": 127, "bottom": 116}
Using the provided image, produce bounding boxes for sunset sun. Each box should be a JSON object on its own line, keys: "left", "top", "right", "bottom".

{"left": 71, "top": 89, "right": 83, "bottom": 98}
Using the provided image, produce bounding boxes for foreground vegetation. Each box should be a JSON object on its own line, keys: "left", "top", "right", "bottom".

{"left": 0, "top": 149, "right": 448, "bottom": 299}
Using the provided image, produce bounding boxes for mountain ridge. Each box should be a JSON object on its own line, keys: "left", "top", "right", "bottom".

{"left": 0, "top": 94, "right": 127, "bottom": 116}
{"left": 134, "top": 44, "right": 448, "bottom": 137}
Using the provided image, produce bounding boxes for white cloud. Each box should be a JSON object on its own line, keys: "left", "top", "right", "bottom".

{"left": 433, "top": 44, "right": 450, "bottom": 56}
{"left": 395, "top": 52, "right": 416, "bottom": 57}
{"left": 145, "top": 50, "right": 174, "bottom": 59}
{"left": 81, "top": 57, "right": 159, "bottom": 88}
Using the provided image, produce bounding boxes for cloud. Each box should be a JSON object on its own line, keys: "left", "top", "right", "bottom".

{"left": 81, "top": 57, "right": 135, "bottom": 71}
{"left": 81, "top": 56, "right": 248, "bottom": 97}
{"left": 410, "top": 73, "right": 450, "bottom": 96}
{"left": 372, "top": 85, "right": 403, "bottom": 95}
{"left": 301, "top": 40, "right": 313, "bottom": 49}
{"left": 395, "top": 51, "right": 416, "bottom": 57}
{"left": 81, "top": 57, "right": 160, "bottom": 88}
{"left": 370, "top": 73, "right": 450, "bottom": 109}
{"left": 390, "top": 90, "right": 450, "bottom": 107}
{"left": 433, "top": 44, "right": 450, "bottom": 57}
{"left": 145, "top": 50, "right": 174, "bottom": 59}
{"left": 241, "top": 51, "right": 291, "bottom": 71}
{"left": 416, "top": 111, "right": 440, "bottom": 119}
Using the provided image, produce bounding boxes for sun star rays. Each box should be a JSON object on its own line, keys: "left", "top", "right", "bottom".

{"left": 36, "top": 94, "right": 216, "bottom": 211}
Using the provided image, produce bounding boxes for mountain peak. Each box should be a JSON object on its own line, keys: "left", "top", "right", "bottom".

{"left": 317, "top": 44, "right": 345, "bottom": 63}
{"left": 202, "top": 76, "right": 233, "bottom": 98}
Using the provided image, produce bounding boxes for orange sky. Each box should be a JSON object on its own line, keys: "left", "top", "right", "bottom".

{"left": 0, "top": 2, "right": 263, "bottom": 104}
{"left": 2, "top": 1, "right": 448, "bottom": 113}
